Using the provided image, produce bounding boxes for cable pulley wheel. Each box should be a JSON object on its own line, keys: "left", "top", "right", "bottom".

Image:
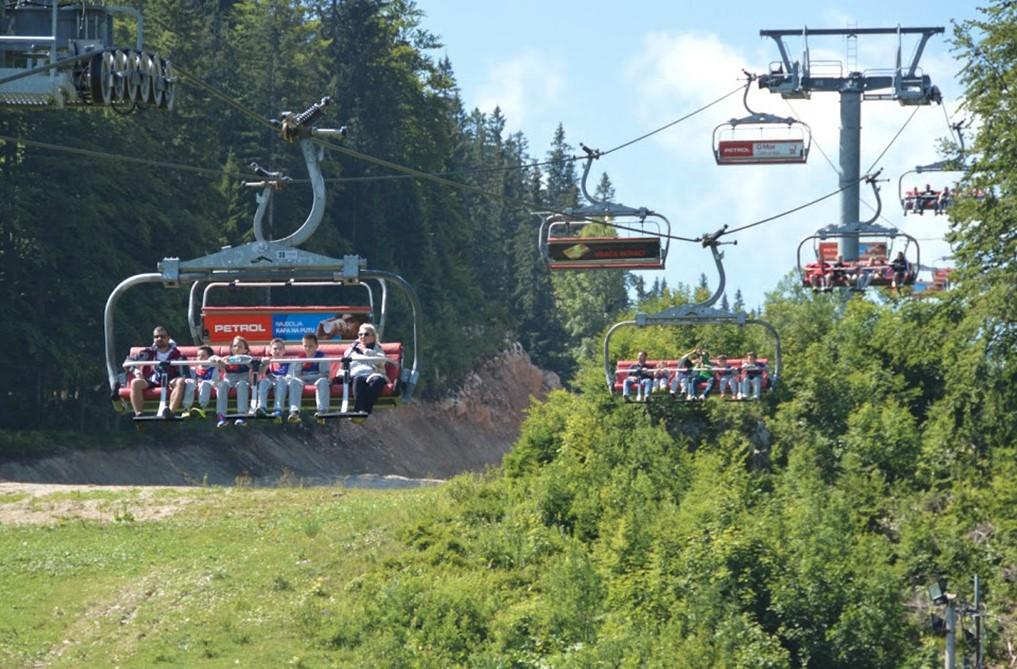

{"left": 150, "top": 54, "right": 165, "bottom": 108}
{"left": 136, "top": 52, "right": 155, "bottom": 105}
{"left": 112, "top": 49, "right": 127, "bottom": 103}
{"left": 125, "top": 50, "right": 140, "bottom": 104}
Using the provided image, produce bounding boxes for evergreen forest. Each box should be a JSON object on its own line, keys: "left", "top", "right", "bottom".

{"left": 2, "top": 0, "right": 1017, "bottom": 666}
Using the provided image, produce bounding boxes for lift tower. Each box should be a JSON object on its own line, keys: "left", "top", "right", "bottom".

{"left": 758, "top": 27, "right": 943, "bottom": 260}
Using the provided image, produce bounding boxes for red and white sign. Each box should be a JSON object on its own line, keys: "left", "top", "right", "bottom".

{"left": 717, "top": 139, "right": 806, "bottom": 164}
{"left": 203, "top": 312, "right": 273, "bottom": 343}
{"left": 818, "top": 242, "right": 839, "bottom": 261}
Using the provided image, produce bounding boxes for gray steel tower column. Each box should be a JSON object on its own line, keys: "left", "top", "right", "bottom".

{"left": 839, "top": 81, "right": 862, "bottom": 260}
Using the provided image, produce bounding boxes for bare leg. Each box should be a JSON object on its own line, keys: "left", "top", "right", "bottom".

{"left": 168, "top": 378, "right": 186, "bottom": 411}
{"left": 129, "top": 377, "right": 150, "bottom": 415}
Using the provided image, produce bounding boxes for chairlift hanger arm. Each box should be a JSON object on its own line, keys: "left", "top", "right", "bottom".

{"left": 732, "top": 73, "right": 798, "bottom": 126}
{"left": 861, "top": 169, "right": 886, "bottom": 225}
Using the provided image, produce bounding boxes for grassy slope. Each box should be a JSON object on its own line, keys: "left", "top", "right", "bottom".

{"left": 0, "top": 486, "right": 434, "bottom": 669}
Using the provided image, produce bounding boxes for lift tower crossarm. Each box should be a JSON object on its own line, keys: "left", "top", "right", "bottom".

{"left": 756, "top": 26, "right": 943, "bottom": 262}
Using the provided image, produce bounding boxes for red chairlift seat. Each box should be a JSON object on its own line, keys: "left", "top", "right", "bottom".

{"left": 611, "top": 357, "right": 771, "bottom": 397}
{"left": 119, "top": 342, "right": 403, "bottom": 413}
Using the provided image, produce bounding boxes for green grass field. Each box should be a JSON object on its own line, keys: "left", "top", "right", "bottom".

{"left": 0, "top": 485, "right": 436, "bottom": 668}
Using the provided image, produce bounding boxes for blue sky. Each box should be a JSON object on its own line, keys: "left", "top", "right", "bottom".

{"left": 416, "top": 1, "right": 980, "bottom": 308}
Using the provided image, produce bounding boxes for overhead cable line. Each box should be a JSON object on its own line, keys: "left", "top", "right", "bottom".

{"left": 0, "top": 133, "right": 244, "bottom": 179}
{"left": 864, "top": 106, "right": 921, "bottom": 175}
{"left": 720, "top": 178, "right": 864, "bottom": 236}
{"left": 598, "top": 83, "right": 746, "bottom": 157}
{"left": 171, "top": 65, "right": 725, "bottom": 241}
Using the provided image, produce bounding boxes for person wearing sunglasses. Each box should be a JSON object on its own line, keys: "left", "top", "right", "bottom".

{"left": 127, "top": 326, "right": 188, "bottom": 418}
{"left": 341, "top": 323, "right": 389, "bottom": 415}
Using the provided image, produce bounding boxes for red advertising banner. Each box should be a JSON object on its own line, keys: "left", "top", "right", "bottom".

{"left": 203, "top": 311, "right": 274, "bottom": 343}
{"left": 202, "top": 307, "right": 372, "bottom": 344}
{"left": 717, "top": 139, "right": 806, "bottom": 164}
{"left": 818, "top": 242, "right": 839, "bottom": 261}
{"left": 858, "top": 242, "right": 887, "bottom": 260}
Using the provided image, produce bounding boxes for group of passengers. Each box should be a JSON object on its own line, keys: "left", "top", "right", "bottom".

{"left": 808, "top": 251, "right": 911, "bottom": 294}
{"left": 623, "top": 350, "right": 768, "bottom": 403}
{"left": 902, "top": 184, "right": 951, "bottom": 215}
{"left": 126, "top": 325, "right": 391, "bottom": 426}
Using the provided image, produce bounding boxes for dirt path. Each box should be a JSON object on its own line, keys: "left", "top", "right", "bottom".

{"left": 0, "top": 482, "right": 198, "bottom": 525}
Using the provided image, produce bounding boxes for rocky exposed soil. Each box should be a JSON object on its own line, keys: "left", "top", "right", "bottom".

{"left": 0, "top": 344, "right": 559, "bottom": 488}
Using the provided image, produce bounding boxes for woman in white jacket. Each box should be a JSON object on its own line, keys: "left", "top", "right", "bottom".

{"left": 342, "top": 323, "right": 390, "bottom": 414}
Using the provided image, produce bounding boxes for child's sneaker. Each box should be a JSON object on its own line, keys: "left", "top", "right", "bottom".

{"left": 235, "top": 418, "right": 247, "bottom": 427}
{"left": 216, "top": 415, "right": 228, "bottom": 428}
{"left": 190, "top": 406, "right": 207, "bottom": 419}
{"left": 254, "top": 407, "right": 267, "bottom": 418}
{"left": 287, "top": 411, "right": 301, "bottom": 424}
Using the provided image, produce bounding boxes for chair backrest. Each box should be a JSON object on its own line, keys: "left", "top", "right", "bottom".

{"left": 201, "top": 305, "right": 373, "bottom": 345}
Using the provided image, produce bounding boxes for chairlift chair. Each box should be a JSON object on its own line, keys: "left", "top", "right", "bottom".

{"left": 898, "top": 121, "right": 978, "bottom": 216}
{"left": 797, "top": 228, "right": 920, "bottom": 291}
{"left": 538, "top": 148, "right": 671, "bottom": 270}
{"left": 712, "top": 77, "right": 811, "bottom": 165}
{"left": 603, "top": 231, "right": 782, "bottom": 397}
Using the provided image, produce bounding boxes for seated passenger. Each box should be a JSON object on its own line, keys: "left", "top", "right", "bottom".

{"left": 855, "top": 255, "right": 883, "bottom": 290}
{"left": 256, "top": 338, "right": 291, "bottom": 420}
{"left": 890, "top": 251, "right": 910, "bottom": 294}
{"left": 127, "top": 325, "right": 188, "bottom": 419}
{"left": 215, "top": 336, "right": 254, "bottom": 428}
{"left": 917, "top": 184, "right": 936, "bottom": 214}
{"left": 715, "top": 355, "right": 738, "bottom": 399}
{"left": 903, "top": 186, "right": 920, "bottom": 213}
{"left": 654, "top": 367, "right": 671, "bottom": 394}
{"left": 739, "top": 352, "right": 767, "bottom": 400}
{"left": 935, "top": 186, "right": 951, "bottom": 215}
{"left": 830, "top": 255, "right": 851, "bottom": 287}
{"left": 670, "top": 355, "right": 693, "bottom": 399}
{"left": 622, "top": 351, "right": 656, "bottom": 402}
{"left": 181, "top": 345, "right": 216, "bottom": 419}
{"left": 288, "top": 333, "right": 331, "bottom": 422}
{"left": 690, "top": 354, "right": 714, "bottom": 401}
{"left": 809, "top": 258, "right": 831, "bottom": 292}
{"left": 342, "top": 323, "right": 391, "bottom": 415}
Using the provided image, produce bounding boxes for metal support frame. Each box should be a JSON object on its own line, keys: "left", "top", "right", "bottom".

{"left": 757, "top": 26, "right": 943, "bottom": 261}
{"left": 602, "top": 240, "right": 782, "bottom": 391}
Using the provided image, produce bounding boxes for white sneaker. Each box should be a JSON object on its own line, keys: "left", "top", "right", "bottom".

{"left": 697, "top": 394, "right": 706, "bottom": 401}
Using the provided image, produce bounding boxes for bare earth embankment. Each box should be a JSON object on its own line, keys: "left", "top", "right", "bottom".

{"left": 0, "top": 346, "right": 559, "bottom": 513}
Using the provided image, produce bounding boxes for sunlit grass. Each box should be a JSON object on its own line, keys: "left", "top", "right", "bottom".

{"left": 0, "top": 485, "right": 437, "bottom": 668}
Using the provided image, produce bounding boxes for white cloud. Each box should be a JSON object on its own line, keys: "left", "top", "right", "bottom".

{"left": 475, "top": 50, "right": 564, "bottom": 127}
